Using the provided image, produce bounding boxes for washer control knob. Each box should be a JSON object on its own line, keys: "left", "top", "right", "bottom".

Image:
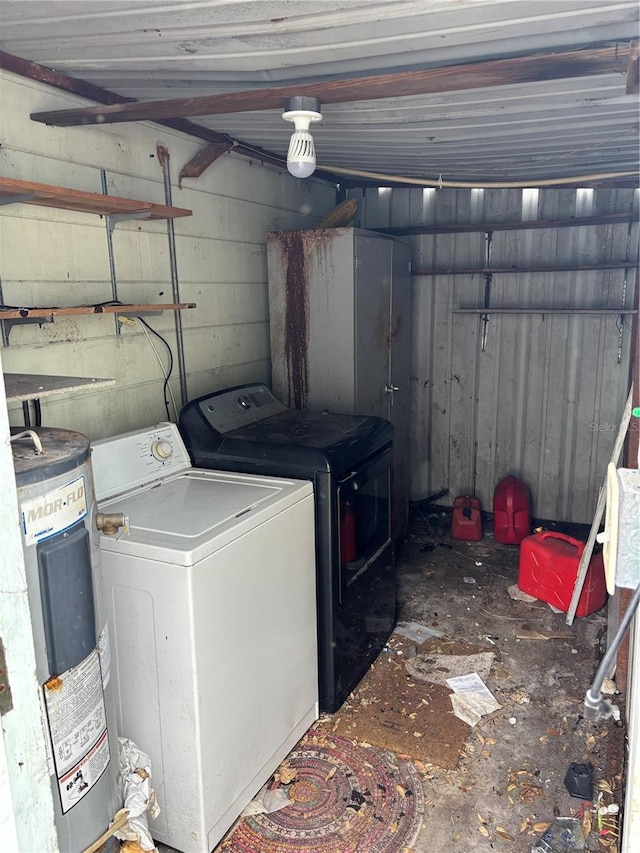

{"left": 151, "top": 440, "right": 173, "bottom": 461}
{"left": 237, "top": 395, "right": 252, "bottom": 409}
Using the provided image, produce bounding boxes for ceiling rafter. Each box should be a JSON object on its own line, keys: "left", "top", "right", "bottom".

{"left": 0, "top": 50, "right": 340, "bottom": 181}
{"left": 30, "top": 44, "right": 631, "bottom": 128}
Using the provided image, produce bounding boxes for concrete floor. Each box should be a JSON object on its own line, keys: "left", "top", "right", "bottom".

{"left": 158, "top": 516, "right": 624, "bottom": 853}
{"left": 396, "top": 514, "right": 623, "bottom": 853}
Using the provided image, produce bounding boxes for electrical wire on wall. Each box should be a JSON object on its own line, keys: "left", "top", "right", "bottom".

{"left": 85, "top": 300, "right": 177, "bottom": 421}
{"left": 118, "top": 315, "right": 178, "bottom": 422}
{"left": 1, "top": 295, "right": 179, "bottom": 422}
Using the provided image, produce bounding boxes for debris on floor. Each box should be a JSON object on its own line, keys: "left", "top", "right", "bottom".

{"left": 446, "top": 672, "right": 502, "bottom": 727}
{"left": 162, "top": 520, "right": 626, "bottom": 853}
{"left": 515, "top": 628, "right": 575, "bottom": 641}
{"left": 395, "top": 518, "right": 625, "bottom": 852}
{"left": 216, "top": 731, "right": 425, "bottom": 853}
{"left": 116, "top": 738, "right": 160, "bottom": 852}
{"left": 508, "top": 582, "right": 539, "bottom": 604}
{"left": 241, "top": 780, "right": 292, "bottom": 816}
{"left": 395, "top": 620, "right": 443, "bottom": 642}
{"left": 530, "top": 816, "right": 584, "bottom": 852}
{"left": 326, "top": 638, "right": 470, "bottom": 769}
{"left": 564, "top": 762, "right": 594, "bottom": 800}
{"left": 405, "top": 650, "right": 495, "bottom": 686}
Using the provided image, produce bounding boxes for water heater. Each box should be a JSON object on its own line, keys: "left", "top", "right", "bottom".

{"left": 11, "top": 427, "right": 121, "bottom": 852}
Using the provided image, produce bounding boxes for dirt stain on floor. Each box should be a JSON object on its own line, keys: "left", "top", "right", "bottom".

{"left": 388, "top": 519, "right": 624, "bottom": 853}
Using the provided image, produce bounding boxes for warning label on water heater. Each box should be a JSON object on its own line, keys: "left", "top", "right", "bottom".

{"left": 43, "top": 649, "right": 111, "bottom": 814}
{"left": 21, "top": 474, "right": 87, "bottom": 545}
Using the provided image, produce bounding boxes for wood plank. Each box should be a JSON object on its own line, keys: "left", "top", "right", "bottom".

{"left": 380, "top": 213, "right": 634, "bottom": 236}
{"left": 0, "top": 303, "right": 196, "bottom": 320}
{"left": 4, "top": 374, "right": 115, "bottom": 403}
{"left": 0, "top": 177, "right": 192, "bottom": 219}
{"left": 178, "top": 142, "right": 233, "bottom": 186}
{"left": 514, "top": 629, "right": 574, "bottom": 640}
{"left": 30, "top": 45, "right": 628, "bottom": 126}
{"left": 0, "top": 50, "right": 229, "bottom": 147}
{"left": 1, "top": 50, "right": 320, "bottom": 176}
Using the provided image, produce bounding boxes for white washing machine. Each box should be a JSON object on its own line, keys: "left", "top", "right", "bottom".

{"left": 90, "top": 423, "right": 318, "bottom": 853}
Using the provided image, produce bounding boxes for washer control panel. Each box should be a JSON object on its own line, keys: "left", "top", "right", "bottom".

{"left": 91, "top": 423, "right": 191, "bottom": 501}
{"left": 197, "top": 383, "right": 288, "bottom": 433}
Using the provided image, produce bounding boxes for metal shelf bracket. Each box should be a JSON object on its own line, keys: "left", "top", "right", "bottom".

{"left": 1, "top": 315, "right": 54, "bottom": 348}
{"left": 105, "top": 209, "right": 152, "bottom": 235}
{"left": 0, "top": 192, "right": 35, "bottom": 207}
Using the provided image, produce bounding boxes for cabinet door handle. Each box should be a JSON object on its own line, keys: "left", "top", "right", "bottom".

{"left": 384, "top": 384, "right": 400, "bottom": 407}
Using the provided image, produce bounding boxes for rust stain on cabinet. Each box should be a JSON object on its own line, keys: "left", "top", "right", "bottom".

{"left": 276, "top": 229, "right": 336, "bottom": 410}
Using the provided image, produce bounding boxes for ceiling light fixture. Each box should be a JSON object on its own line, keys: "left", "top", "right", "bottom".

{"left": 282, "top": 96, "right": 322, "bottom": 179}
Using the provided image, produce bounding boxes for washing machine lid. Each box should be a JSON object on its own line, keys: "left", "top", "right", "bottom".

{"left": 98, "top": 469, "right": 312, "bottom": 565}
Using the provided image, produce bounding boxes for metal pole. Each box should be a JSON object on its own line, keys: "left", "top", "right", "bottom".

{"left": 158, "top": 147, "right": 188, "bottom": 408}
{"left": 100, "top": 170, "right": 122, "bottom": 335}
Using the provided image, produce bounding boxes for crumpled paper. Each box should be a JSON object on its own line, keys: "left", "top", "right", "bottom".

{"left": 242, "top": 781, "right": 293, "bottom": 816}
{"left": 446, "top": 672, "right": 501, "bottom": 726}
{"left": 115, "top": 738, "right": 161, "bottom": 852}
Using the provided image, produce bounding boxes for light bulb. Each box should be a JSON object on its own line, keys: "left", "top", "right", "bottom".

{"left": 282, "top": 97, "right": 322, "bottom": 179}
{"left": 286, "top": 128, "right": 316, "bottom": 178}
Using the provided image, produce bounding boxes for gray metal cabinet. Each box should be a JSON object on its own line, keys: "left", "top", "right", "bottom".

{"left": 267, "top": 227, "right": 411, "bottom": 534}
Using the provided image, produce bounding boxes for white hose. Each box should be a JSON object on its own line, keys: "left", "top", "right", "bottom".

{"left": 319, "top": 164, "right": 639, "bottom": 189}
{"left": 9, "top": 429, "right": 44, "bottom": 455}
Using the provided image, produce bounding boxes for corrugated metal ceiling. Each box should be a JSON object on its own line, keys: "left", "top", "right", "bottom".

{"left": 0, "top": 0, "right": 638, "bottom": 184}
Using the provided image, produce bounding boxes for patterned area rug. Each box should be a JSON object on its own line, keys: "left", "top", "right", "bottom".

{"left": 219, "top": 731, "right": 424, "bottom": 853}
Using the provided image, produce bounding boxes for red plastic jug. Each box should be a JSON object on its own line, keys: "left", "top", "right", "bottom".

{"left": 493, "top": 476, "right": 531, "bottom": 544}
{"left": 451, "top": 496, "right": 482, "bottom": 541}
{"left": 518, "top": 532, "right": 606, "bottom": 617}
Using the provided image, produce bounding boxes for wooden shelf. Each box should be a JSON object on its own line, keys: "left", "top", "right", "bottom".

{"left": 0, "top": 177, "right": 192, "bottom": 220}
{"left": 0, "top": 303, "right": 196, "bottom": 320}
{"left": 4, "top": 373, "right": 115, "bottom": 403}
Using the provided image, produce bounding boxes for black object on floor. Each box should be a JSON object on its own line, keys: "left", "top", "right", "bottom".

{"left": 563, "top": 762, "right": 593, "bottom": 800}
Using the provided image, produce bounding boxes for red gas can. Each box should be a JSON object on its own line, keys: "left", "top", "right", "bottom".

{"left": 518, "top": 532, "right": 607, "bottom": 617}
{"left": 493, "top": 476, "right": 531, "bottom": 544}
{"left": 451, "top": 496, "right": 483, "bottom": 541}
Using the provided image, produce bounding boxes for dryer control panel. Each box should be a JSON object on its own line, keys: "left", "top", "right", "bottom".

{"left": 91, "top": 423, "right": 191, "bottom": 501}
{"left": 196, "top": 383, "right": 288, "bottom": 434}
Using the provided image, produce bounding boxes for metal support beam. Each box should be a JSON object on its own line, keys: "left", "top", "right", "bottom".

{"left": 158, "top": 146, "right": 188, "bottom": 410}
{"left": 101, "top": 171, "right": 152, "bottom": 334}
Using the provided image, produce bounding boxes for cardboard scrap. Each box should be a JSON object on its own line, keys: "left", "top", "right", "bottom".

{"left": 405, "top": 651, "right": 495, "bottom": 687}
{"left": 329, "top": 653, "right": 470, "bottom": 769}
